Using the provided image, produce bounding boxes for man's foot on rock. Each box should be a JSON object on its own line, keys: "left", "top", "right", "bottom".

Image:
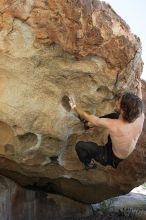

{"left": 85, "top": 160, "right": 97, "bottom": 170}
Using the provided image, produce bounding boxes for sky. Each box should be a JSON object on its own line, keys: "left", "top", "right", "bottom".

{"left": 105, "top": 0, "right": 146, "bottom": 80}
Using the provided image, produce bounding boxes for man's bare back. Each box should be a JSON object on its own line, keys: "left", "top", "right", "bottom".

{"left": 105, "top": 113, "right": 145, "bottom": 159}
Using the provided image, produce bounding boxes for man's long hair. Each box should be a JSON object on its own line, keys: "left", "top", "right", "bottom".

{"left": 120, "top": 93, "right": 143, "bottom": 123}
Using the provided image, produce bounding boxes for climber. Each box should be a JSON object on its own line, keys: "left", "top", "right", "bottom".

{"left": 69, "top": 79, "right": 145, "bottom": 169}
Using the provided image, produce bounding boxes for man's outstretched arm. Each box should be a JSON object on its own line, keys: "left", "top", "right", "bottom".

{"left": 74, "top": 106, "right": 98, "bottom": 125}
{"left": 69, "top": 97, "right": 111, "bottom": 128}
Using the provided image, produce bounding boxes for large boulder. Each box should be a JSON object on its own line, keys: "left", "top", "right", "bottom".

{"left": 0, "top": 0, "right": 145, "bottom": 203}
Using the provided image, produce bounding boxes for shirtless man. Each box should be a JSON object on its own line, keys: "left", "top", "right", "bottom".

{"left": 69, "top": 80, "right": 145, "bottom": 169}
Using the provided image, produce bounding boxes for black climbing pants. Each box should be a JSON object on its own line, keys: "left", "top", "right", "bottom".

{"left": 75, "top": 112, "right": 123, "bottom": 168}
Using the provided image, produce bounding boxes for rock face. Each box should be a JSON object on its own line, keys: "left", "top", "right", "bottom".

{"left": 0, "top": 0, "right": 145, "bottom": 203}
{"left": 0, "top": 175, "right": 92, "bottom": 220}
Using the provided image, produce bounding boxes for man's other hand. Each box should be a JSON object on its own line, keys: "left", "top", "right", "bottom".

{"left": 136, "top": 79, "right": 141, "bottom": 89}
{"left": 135, "top": 77, "right": 142, "bottom": 99}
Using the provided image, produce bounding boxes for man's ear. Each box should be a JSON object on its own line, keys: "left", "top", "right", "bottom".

{"left": 120, "top": 109, "right": 124, "bottom": 116}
